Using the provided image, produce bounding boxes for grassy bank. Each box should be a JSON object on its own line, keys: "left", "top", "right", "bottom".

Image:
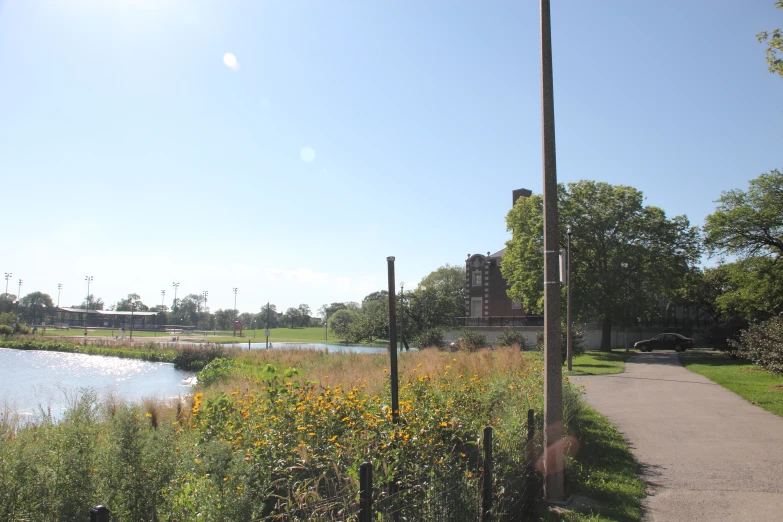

{"left": 0, "top": 337, "right": 229, "bottom": 371}
{"left": 679, "top": 351, "right": 783, "bottom": 418}
{"left": 41, "top": 327, "right": 358, "bottom": 345}
{"left": 567, "top": 350, "right": 637, "bottom": 376}
{"left": 543, "top": 405, "right": 645, "bottom": 522}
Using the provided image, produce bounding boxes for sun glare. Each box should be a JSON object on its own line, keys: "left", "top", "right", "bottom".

{"left": 223, "top": 53, "right": 240, "bottom": 71}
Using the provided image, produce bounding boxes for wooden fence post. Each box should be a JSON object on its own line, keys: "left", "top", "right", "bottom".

{"left": 482, "top": 426, "right": 493, "bottom": 521}
{"left": 359, "top": 461, "right": 373, "bottom": 522}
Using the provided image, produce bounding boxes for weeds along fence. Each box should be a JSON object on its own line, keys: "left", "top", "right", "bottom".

{"left": 255, "top": 410, "right": 541, "bottom": 522}
{"left": 76, "top": 411, "right": 541, "bottom": 522}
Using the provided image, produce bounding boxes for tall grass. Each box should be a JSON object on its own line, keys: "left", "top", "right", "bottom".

{"left": 0, "top": 347, "right": 582, "bottom": 520}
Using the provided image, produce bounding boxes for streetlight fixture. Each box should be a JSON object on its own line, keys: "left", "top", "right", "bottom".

{"left": 85, "top": 276, "right": 93, "bottom": 336}
{"left": 17, "top": 279, "right": 22, "bottom": 299}
{"left": 172, "top": 282, "right": 180, "bottom": 311}
{"left": 233, "top": 287, "right": 238, "bottom": 318}
{"left": 3, "top": 272, "right": 11, "bottom": 296}
{"left": 161, "top": 289, "right": 165, "bottom": 307}
{"left": 566, "top": 226, "right": 573, "bottom": 371}
{"left": 57, "top": 283, "right": 63, "bottom": 308}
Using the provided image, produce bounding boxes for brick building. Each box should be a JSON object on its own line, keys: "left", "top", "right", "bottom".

{"left": 460, "top": 188, "right": 542, "bottom": 327}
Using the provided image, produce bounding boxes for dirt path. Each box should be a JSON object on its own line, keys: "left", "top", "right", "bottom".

{"left": 570, "top": 352, "right": 783, "bottom": 522}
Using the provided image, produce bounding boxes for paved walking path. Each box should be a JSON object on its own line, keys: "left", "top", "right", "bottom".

{"left": 569, "top": 352, "right": 783, "bottom": 522}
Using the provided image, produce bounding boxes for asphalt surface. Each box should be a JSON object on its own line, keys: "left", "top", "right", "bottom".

{"left": 569, "top": 352, "right": 783, "bottom": 522}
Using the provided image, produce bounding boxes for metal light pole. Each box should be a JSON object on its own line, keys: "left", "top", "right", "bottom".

{"left": 566, "top": 226, "right": 573, "bottom": 372}
{"left": 17, "top": 279, "right": 22, "bottom": 299}
{"left": 233, "top": 287, "right": 238, "bottom": 318}
{"left": 540, "top": 0, "right": 565, "bottom": 501}
{"left": 161, "top": 289, "right": 165, "bottom": 307}
{"left": 4, "top": 272, "right": 11, "bottom": 296}
{"left": 130, "top": 298, "right": 135, "bottom": 341}
{"left": 172, "top": 282, "right": 180, "bottom": 311}
{"left": 324, "top": 313, "right": 328, "bottom": 341}
{"left": 399, "top": 282, "right": 405, "bottom": 349}
{"left": 57, "top": 283, "right": 63, "bottom": 308}
{"left": 85, "top": 276, "right": 93, "bottom": 336}
{"left": 387, "top": 257, "right": 399, "bottom": 424}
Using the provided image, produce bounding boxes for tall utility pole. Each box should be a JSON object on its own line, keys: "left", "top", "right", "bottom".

{"left": 17, "top": 279, "right": 22, "bottom": 299}
{"left": 172, "top": 282, "right": 180, "bottom": 311}
{"left": 233, "top": 287, "right": 238, "bottom": 318}
{"left": 567, "top": 226, "right": 573, "bottom": 372}
{"left": 57, "top": 283, "right": 63, "bottom": 308}
{"left": 4, "top": 272, "right": 11, "bottom": 296}
{"left": 540, "top": 0, "right": 565, "bottom": 502}
{"left": 161, "top": 289, "right": 166, "bottom": 307}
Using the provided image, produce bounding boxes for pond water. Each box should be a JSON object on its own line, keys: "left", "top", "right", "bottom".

{"left": 0, "top": 348, "right": 195, "bottom": 421}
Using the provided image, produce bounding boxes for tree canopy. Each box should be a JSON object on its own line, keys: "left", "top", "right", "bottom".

{"left": 703, "top": 169, "right": 783, "bottom": 260}
{"left": 502, "top": 181, "right": 700, "bottom": 350}
{"left": 757, "top": 1, "right": 783, "bottom": 78}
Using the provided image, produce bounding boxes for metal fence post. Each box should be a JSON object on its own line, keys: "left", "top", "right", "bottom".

{"left": 90, "top": 505, "right": 110, "bottom": 522}
{"left": 482, "top": 426, "right": 493, "bottom": 521}
{"left": 359, "top": 461, "right": 373, "bottom": 522}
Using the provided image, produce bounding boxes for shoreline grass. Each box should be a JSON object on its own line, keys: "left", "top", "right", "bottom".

{"left": 679, "top": 351, "right": 783, "bottom": 417}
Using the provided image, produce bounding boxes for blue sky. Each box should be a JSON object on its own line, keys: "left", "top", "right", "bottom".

{"left": 1, "top": 0, "right": 781, "bottom": 314}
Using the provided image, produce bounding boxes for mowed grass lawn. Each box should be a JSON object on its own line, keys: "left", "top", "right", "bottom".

{"left": 567, "top": 350, "right": 638, "bottom": 376}
{"left": 679, "top": 351, "right": 783, "bottom": 418}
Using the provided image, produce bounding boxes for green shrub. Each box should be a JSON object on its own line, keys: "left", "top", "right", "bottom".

{"left": 495, "top": 329, "right": 530, "bottom": 350}
{"left": 173, "top": 344, "right": 228, "bottom": 371}
{"left": 0, "top": 325, "right": 12, "bottom": 336}
{"left": 458, "top": 329, "right": 488, "bottom": 352}
{"left": 415, "top": 328, "right": 445, "bottom": 349}
{"left": 198, "top": 357, "right": 239, "bottom": 386}
{"left": 536, "top": 323, "right": 586, "bottom": 363}
{"left": 729, "top": 315, "right": 783, "bottom": 375}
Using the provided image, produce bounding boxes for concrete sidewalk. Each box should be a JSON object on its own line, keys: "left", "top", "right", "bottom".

{"left": 569, "top": 352, "right": 783, "bottom": 522}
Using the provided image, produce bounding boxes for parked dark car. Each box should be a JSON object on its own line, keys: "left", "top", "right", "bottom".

{"left": 634, "top": 333, "right": 694, "bottom": 352}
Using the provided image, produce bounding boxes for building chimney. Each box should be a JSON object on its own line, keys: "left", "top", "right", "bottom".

{"left": 512, "top": 188, "right": 533, "bottom": 207}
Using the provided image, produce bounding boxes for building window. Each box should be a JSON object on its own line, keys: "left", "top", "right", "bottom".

{"left": 472, "top": 271, "right": 482, "bottom": 287}
{"left": 512, "top": 301, "right": 522, "bottom": 310}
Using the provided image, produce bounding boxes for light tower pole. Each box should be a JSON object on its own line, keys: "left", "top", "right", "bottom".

{"left": 233, "top": 287, "right": 238, "bottom": 319}
{"left": 172, "top": 282, "right": 180, "bottom": 311}
{"left": 17, "top": 279, "right": 22, "bottom": 299}
{"left": 4, "top": 272, "right": 11, "bottom": 296}
{"left": 85, "top": 276, "right": 93, "bottom": 336}
{"left": 161, "top": 289, "right": 165, "bottom": 307}
{"left": 57, "top": 283, "right": 63, "bottom": 308}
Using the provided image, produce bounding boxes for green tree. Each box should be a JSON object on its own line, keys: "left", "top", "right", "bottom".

{"left": 703, "top": 170, "right": 783, "bottom": 320}
{"left": 114, "top": 294, "right": 150, "bottom": 312}
{"left": 19, "top": 292, "right": 54, "bottom": 324}
{"left": 297, "top": 304, "right": 312, "bottom": 327}
{"left": 214, "top": 309, "right": 236, "bottom": 330}
{"left": 260, "top": 303, "right": 279, "bottom": 328}
{"left": 74, "top": 294, "right": 104, "bottom": 311}
{"left": 329, "top": 308, "right": 358, "bottom": 337}
{"left": 502, "top": 181, "right": 700, "bottom": 351}
{"left": 758, "top": 1, "right": 783, "bottom": 78}
{"left": 404, "top": 265, "right": 466, "bottom": 340}
{"left": 284, "top": 307, "right": 303, "bottom": 328}
{"left": 704, "top": 169, "right": 783, "bottom": 260}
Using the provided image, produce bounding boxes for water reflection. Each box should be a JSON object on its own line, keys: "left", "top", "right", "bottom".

{"left": 0, "top": 348, "right": 195, "bottom": 421}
